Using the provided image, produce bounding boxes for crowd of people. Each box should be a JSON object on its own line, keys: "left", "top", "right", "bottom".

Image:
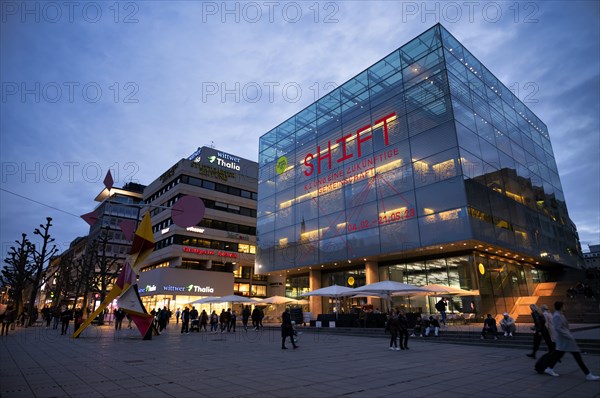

{"left": 566, "top": 281, "right": 596, "bottom": 300}
{"left": 147, "top": 305, "right": 266, "bottom": 335}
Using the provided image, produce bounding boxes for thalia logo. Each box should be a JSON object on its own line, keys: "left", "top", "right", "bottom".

{"left": 186, "top": 284, "right": 215, "bottom": 293}
{"left": 138, "top": 284, "right": 157, "bottom": 293}
{"left": 208, "top": 155, "right": 217, "bottom": 163}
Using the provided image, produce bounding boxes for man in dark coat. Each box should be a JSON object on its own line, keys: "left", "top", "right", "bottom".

{"left": 242, "top": 305, "right": 251, "bottom": 331}
{"left": 180, "top": 307, "right": 190, "bottom": 334}
{"left": 527, "top": 304, "right": 553, "bottom": 359}
{"left": 281, "top": 309, "right": 297, "bottom": 349}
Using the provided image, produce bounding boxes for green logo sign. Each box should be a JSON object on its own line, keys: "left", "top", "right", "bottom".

{"left": 208, "top": 155, "right": 217, "bottom": 163}
{"left": 276, "top": 156, "right": 288, "bottom": 175}
{"left": 187, "top": 284, "right": 194, "bottom": 292}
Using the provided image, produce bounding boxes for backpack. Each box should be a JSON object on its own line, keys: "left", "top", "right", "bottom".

{"left": 534, "top": 352, "right": 554, "bottom": 374}
{"left": 435, "top": 301, "right": 444, "bottom": 311}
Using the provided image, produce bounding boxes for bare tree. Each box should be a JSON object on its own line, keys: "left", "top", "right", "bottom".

{"left": 88, "top": 229, "right": 119, "bottom": 325}
{"left": 27, "top": 217, "right": 59, "bottom": 325}
{"left": 1, "top": 234, "right": 34, "bottom": 314}
{"left": 50, "top": 251, "right": 76, "bottom": 308}
{"left": 70, "top": 241, "right": 97, "bottom": 312}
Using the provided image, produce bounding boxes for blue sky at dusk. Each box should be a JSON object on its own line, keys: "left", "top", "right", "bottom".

{"left": 1, "top": 1, "right": 598, "bottom": 255}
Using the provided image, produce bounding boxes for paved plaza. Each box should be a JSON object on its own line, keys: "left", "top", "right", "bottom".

{"left": 1, "top": 323, "right": 599, "bottom": 398}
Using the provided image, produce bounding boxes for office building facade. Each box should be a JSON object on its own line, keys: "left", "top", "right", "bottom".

{"left": 138, "top": 147, "right": 264, "bottom": 310}
{"left": 257, "top": 24, "right": 582, "bottom": 317}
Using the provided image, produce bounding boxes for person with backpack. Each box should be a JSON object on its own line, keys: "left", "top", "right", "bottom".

{"left": 435, "top": 298, "right": 447, "bottom": 326}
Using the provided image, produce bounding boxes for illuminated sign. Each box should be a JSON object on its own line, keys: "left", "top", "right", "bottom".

{"left": 209, "top": 152, "right": 241, "bottom": 171}
{"left": 183, "top": 246, "right": 238, "bottom": 259}
{"left": 276, "top": 156, "right": 288, "bottom": 175}
{"left": 186, "top": 227, "right": 205, "bottom": 233}
{"left": 161, "top": 228, "right": 170, "bottom": 234}
{"left": 138, "top": 284, "right": 157, "bottom": 293}
{"left": 303, "top": 113, "right": 396, "bottom": 177}
{"left": 160, "top": 284, "right": 215, "bottom": 293}
{"left": 191, "top": 162, "right": 235, "bottom": 182}
{"left": 187, "top": 284, "right": 214, "bottom": 293}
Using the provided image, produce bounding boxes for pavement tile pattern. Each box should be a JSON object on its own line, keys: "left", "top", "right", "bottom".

{"left": 1, "top": 323, "right": 599, "bottom": 398}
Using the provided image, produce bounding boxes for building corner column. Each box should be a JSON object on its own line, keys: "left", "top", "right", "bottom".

{"left": 309, "top": 269, "right": 322, "bottom": 318}
{"left": 365, "top": 261, "right": 381, "bottom": 310}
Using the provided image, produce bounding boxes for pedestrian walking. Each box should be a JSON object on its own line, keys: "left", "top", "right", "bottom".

{"left": 175, "top": 308, "right": 181, "bottom": 324}
{"left": 540, "top": 304, "right": 555, "bottom": 343}
{"left": 199, "top": 309, "right": 208, "bottom": 331}
{"left": 1, "top": 306, "right": 15, "bottom": 336}
{"left": 52, "top": 307, "right": 60, "bottom": 330}
{"left": 73, "top": 308, "right": 83, "bottom": 338}
{"left": 251, "top": 307, "right": 260, "bottom": 330}
{"left": 229, "top": 309, "right": 237, "bottom": 332}
{"left": 543, "top": 301, "right": 599, "bottom": 381}
{"left": 386, "top": 311, "right": 399, "bottom": 351}
{"left": 60, "top": 306, "right": 73, "bottom": 335}
{"left": 281, "top": 309, "right": 298, "bottom": 349}
{"left": 398, "top": 310, "right": 409, "bottom": 349}
{"left": 114, "top": 308, "right": 125, "bottom": 331}
{"left": 210, "top": 310, "right": 218, "bottom": 332}
{"left": 435, "top": 298, "right": 448, "bottom": 326}
{"left": 527, "top": 304, "right": 554, "bottom": 359}
{"left": 180, "top": 307, "right": 190, "bottom": 334}
{"left": 242, "top": 305, "right": 250, "bottom": 331}
{"left": 219, "top": 309, "right": 228, "bottom": 332}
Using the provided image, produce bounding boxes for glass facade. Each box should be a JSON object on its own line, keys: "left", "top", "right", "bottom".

{"left": 257, "top": 24, "right": 581, "bottom": 275}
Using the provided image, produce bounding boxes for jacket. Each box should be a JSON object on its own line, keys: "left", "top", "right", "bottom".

{"left": 552, "top": 310, "right": 579, "bottom": 352}
{"left": 543, "top": 310, "right": 555, "bottom": 341}
{"left": 281, "top": 311, "right": 294, "bottom": 337}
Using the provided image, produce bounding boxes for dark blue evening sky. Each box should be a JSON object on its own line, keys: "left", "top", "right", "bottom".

{"left": 1, "top": 1, "right": 598, "bottom": 255}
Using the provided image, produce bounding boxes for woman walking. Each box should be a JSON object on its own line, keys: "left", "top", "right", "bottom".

{"left": 544, "top": 301, "right": 599, "bottom": 380}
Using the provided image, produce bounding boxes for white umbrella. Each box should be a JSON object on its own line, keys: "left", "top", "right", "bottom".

{"left": 402, "top": 284, "right": 478, "bottom": 297}
{"left": 254, "top": 296, "right": 298, "bottom": 305}
{"left": 301, "top": 285, "right": 357, "bottom": 318}
{"left": 350, "top": 292, "right": 388, "bottom": 299}
{"left": 301, "top": 285, "right": 356, "bottom": 297}
{"left": 209, "top": 295, "right": 255, "bottom": 303}
{"left": 189, "top": 296, "right": 221, "bottom": 304}
{"left": 352, "top": 280, "right": 428, "bottom": 295}
{"left": 350, "top": 281, "right": 429, "bottom": 312}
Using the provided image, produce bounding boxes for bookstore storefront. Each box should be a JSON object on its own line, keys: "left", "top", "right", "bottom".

{"left": 138, "top": 267, "right": 233, "bottom": 312}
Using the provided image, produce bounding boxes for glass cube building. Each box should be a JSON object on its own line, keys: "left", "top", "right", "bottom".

{"left": 257, "top": 24, "right": 582, "bottom": 316}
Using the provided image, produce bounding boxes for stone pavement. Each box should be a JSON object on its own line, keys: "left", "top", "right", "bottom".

{"left": 1, "top": 323, "right": 599, "bottom": 398}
